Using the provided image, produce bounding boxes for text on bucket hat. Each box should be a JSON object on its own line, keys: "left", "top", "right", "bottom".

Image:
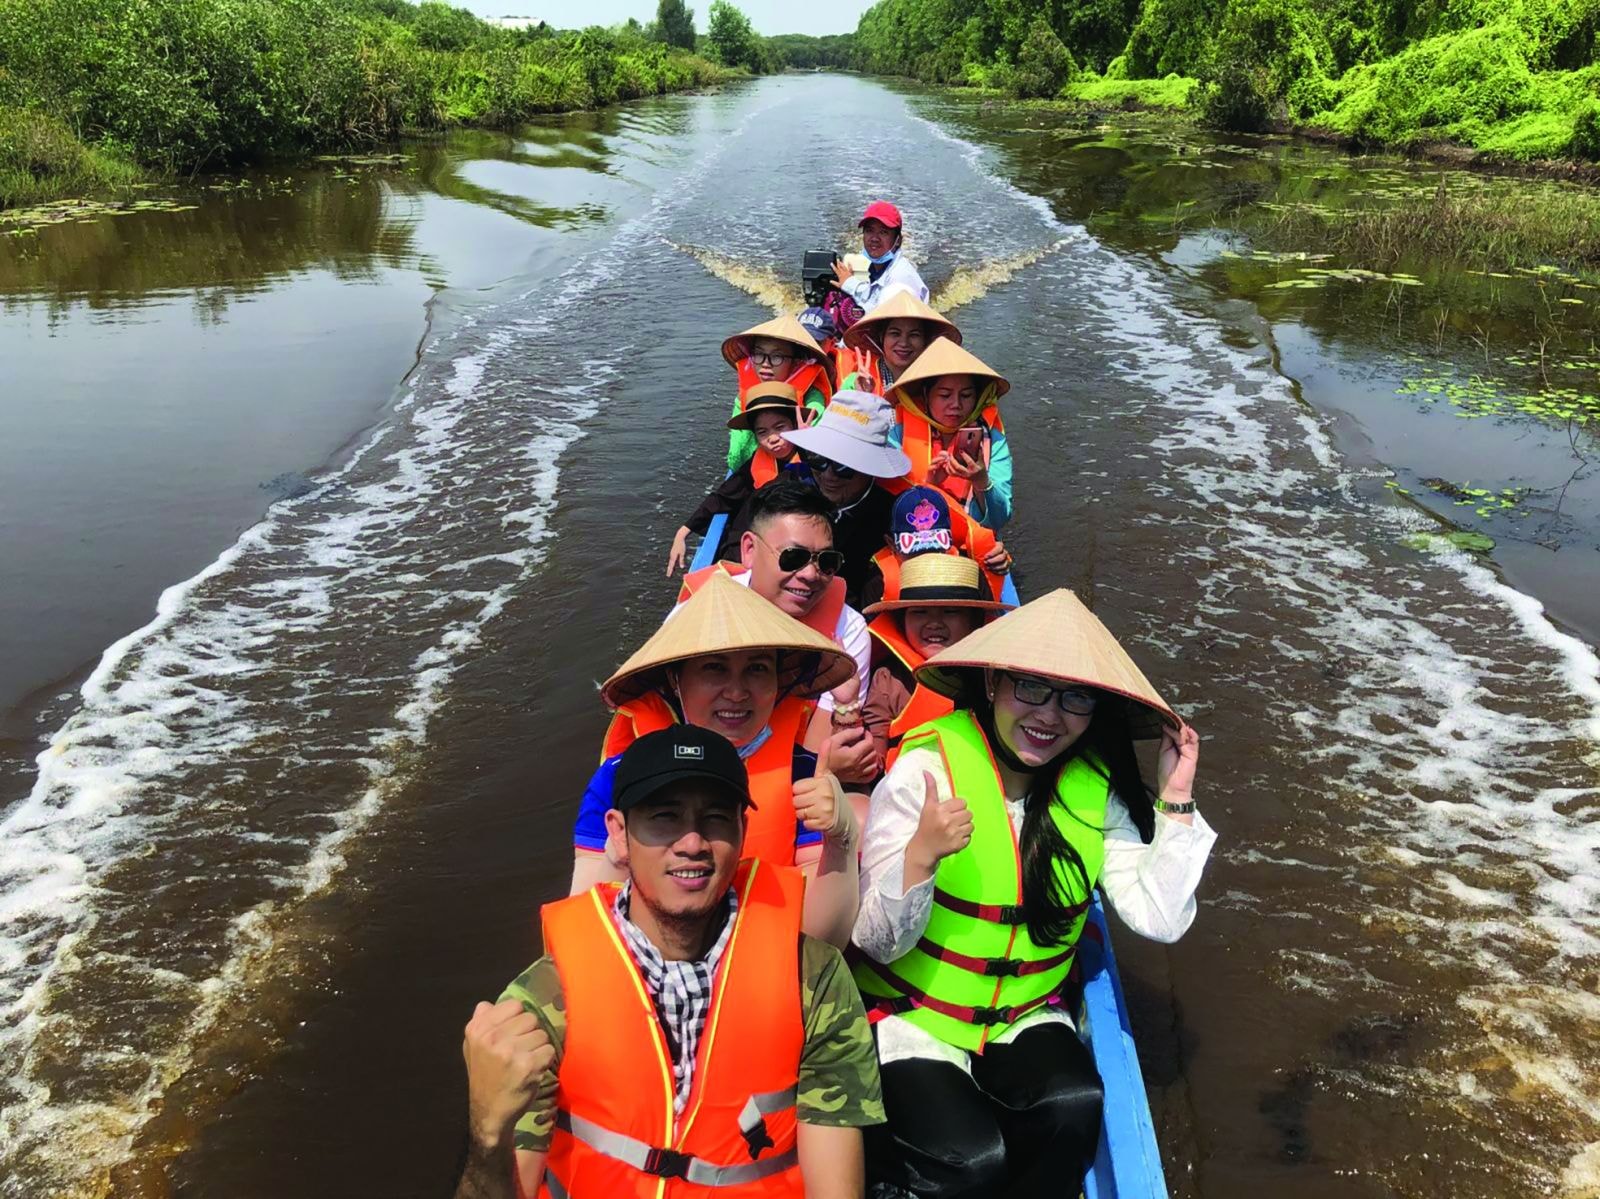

{"left": 842, "top": 288, "right": 961, "bottom": 353}
{"left": 727, "top": 381, "right": 803, "bottom": 432}
{"left": 612, "top": 725, "right": 754, "bottom": 813}
{"left": 860, "top": 200, "right": 903, "bottom": 229}
{"left": 779, "top": 390, "right": 912, "bottom": 480}
{"left": 863, "top": 554, "right": 1013, "bottom": 617}
{"left": 602, "top": 571, "right": 855, "bottom": 708}
{"left": 913, "top": 588, "right": 1180, "bottom": 739}
{"left": 720, "top": 314, "right": 827, "bottom": 370}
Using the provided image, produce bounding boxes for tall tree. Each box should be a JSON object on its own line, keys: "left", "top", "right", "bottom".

{"left": 656, "top": 0, "right": 697, "bottom": 50}
{"left": 706, "top": 0, "right": 758, "bottom": 69}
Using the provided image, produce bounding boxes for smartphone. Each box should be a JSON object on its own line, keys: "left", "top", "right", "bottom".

{"left": 951, "top": 426, "right": 987, "bottom": 463}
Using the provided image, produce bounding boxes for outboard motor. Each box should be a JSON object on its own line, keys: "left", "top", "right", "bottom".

{"left": 801, "top": 250, "right": 840, "bottom": 308}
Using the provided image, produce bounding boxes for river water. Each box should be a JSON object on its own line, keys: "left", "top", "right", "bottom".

{"left": 2, "top": 75, "right": 1597, "bottom": 1198}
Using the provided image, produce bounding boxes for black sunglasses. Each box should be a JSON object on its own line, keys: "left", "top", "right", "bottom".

{"left": 756, "top": 534, "right": 845, "bottom": 577}
{"left": 800, "top": 451, "right": 858, "bottom": 480}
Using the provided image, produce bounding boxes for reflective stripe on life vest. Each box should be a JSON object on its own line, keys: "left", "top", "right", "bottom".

{"left": 541, "top": 860, "right": 805, "bottom": 1198}
{"left": 850, "top": 710, "right": 1109, "bottom": 1052}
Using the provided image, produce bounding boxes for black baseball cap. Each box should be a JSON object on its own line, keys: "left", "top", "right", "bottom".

{"left": 612, "top": 726, "right": 755, "bottom": 813}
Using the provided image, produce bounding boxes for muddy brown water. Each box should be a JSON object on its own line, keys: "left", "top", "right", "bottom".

{"left": 1, "top": 76, "right": 1597, "bottom": 1198}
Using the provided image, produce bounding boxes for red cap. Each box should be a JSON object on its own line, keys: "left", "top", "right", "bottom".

{"left": 859, "top": 201, "right": 903, "bottom": 230}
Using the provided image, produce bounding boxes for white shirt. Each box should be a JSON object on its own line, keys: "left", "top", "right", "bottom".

{"left": 853, "top": 742, "right": 1217, "bottom": 1072}
{"left": 669, "top": 568, "right": 870, "bottom": 712}
{"left": 841, "top": 256, "right": 929, "bottom": 312}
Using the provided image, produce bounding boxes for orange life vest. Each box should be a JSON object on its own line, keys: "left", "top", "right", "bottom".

{"left": 735, "top": 359, "right": 832, "bottom": 408}
{"left": 870, "top": 540, "right": 1004, "bottom": 605}
{"left": 833, "top": 344, "right": 883, "bottom": 396}
{"left": 750, "top": 450, "right": 781, "bottom": 488}
{"left": 601, "top": 693, "right": 813, "bottom": 867}
{"left": 540, "top": 860, "right": 805, "bottom": 1199}
{"left": 898, "top": 409, "right": 1004, "bottom": 504}
{"left": 678, "top": 564, "right": 848, "bottom": 649}
{"left": 866, "top": 614, "right": 954, "bottom": 771}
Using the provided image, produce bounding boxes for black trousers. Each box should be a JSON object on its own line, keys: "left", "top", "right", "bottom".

{"left": 866, "top": 1022, "right": 1104, "bottom": 1199}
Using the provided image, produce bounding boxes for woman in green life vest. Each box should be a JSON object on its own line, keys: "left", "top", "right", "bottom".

{"left": 851, "top": 588, "right": 1215, "bottom": 1198}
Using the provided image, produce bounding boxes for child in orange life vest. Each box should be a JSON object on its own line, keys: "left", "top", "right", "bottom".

{"left": 887, "top": 336, "right": 1013, "bottom": 531}
{"left": 722, "top": 315, "right": 832, "bottom": 471}
{"left": 666, "top": 382, "right": 810, "bottom": 576}
{"left": 835, "top": 288, "right": 962, "bottom": 395}
{"left": 861, "top": 553, "right": 1012, "bottom": 772}
{"left": 858, "top": 484, "right": 1012, "bottom": 612}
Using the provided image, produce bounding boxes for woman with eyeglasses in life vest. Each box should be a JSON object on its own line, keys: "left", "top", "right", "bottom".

{"left": 833, "top": 288, "right": 961, "bottom": 398}
{"left": 886, "top": 336, "right": 1013, "bottom": 532}
{"left": 851, "top": 589, "right": 1215, "bottom": 1198}
{"left": 722, "top": 315, "right": 834, "bottom": 472}
{"left": 666, "top": 382, "right": 811, "bottom": 576}
{"left": 861, "top": 553, "right": 1012, "bottom": 776}
{"left": 572, "top": 573, "right": 864, "bottom": 948}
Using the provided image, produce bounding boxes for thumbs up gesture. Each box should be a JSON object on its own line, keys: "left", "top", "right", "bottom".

{"left": 462, "top": 998, "right": 555, "bottom": 1151}
{"left": 907, "top": 770, "right": 973, "bottom": 879}
{"left": 793, "top": 736, "right": 855, "bottom": 843}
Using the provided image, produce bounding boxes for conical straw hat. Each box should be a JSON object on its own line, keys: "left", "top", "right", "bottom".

{"left": 721, "top": 314, "right": 827, "bottom": 369}
{"left": 726, "top": 381, "right": 803, "bottom": 431}
{"left": 842, "top": 289, "right": 962, "bottom": 352}
{"left": 603, "top": 571, "right": 855, "bottom": 707}
{"left": 862, "top": 553, "right": 1013, "bottom": 616}
{"left": 915, "top": 588, "right": 1179, "bottom": 738}
{"left": 887, "top": 337, "right": 1010, "bottom": 427}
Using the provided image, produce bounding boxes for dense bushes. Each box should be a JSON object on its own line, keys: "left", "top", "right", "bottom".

{"left": 850, "top": 0, "right": 1600, "bottom": 158}
{"left": 0, "top": 0, "right": 724, "bottom": 197}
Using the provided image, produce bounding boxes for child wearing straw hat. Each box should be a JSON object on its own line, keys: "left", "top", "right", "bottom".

{"left": 860, "top": 554, "right": 1012, "bottom": 773}
{"left": 721, "top": 315, "right": 833, "bottom": 471}
{"left": 572, "top": 573, "right": 864, "bottom": 947}
{"left": 834, "top": 288, "right": 962, "bottom": 396}
{"left": 851, "top": 589, "right": 1214, "bottom": 1197}
{"left": 665, "top": 382, "right": 810, "bottom": 576}
{"left": 886, "top": 335, "right": 1013, "bottom": 531}
{"left": 858, "top": 485, "right": 1012, "bottom": 612}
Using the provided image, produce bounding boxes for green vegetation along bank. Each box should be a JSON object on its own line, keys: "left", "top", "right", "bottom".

{"left": 0, "top": 0, "right": 732, "bottom": 208}
{"left": 850, "top": 0, "right": 1600, "bottom": 162}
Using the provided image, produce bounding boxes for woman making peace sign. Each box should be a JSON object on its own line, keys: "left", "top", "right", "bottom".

{"left": 851, "top": 588, "right": 1216, "bottom": 1198}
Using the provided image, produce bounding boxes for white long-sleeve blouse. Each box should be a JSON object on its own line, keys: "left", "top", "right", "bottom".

{"left": 853, "top": 741, "right": 1217, "bottom": 1071}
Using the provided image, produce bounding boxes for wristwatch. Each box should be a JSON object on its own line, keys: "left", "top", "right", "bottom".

{"left": 1154, "top": 797, "right": 1196, "bottom": 816}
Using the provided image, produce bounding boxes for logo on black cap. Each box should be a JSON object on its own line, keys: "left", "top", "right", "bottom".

{"left": 673, "top": 744, "right": 704, "bottom": 760}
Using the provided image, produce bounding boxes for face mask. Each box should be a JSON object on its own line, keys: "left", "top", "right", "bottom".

{"left": 867, "top": 248, "right": 898, "bottom": 266}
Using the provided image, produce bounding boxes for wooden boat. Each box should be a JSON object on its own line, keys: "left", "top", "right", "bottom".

{"left": 688, "top": 511, "right": 1170, "bottom": 1199}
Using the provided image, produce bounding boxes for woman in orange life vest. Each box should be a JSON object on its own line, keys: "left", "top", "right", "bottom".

{"left": 857, "top": 484, "right": 1011, "bottom": 614}
{"left": 834, "top": 288, "right": 961, "bottom": 396}
{"left": 886, "top": 336, "right": 1013, "bottom": 532}
{"left": 571, "top": 572, "right": 863, "bottom": 947}
{"left": 852, "top": 590, "right": 1214, "bottom": 1198}
{"left": 665, "top": 382, "right": 811, "bottom": 576}
{"left": 722, "top": 315, "right": 833, "bottom": 472}
{"left": 861, "top": 553, "right": 1012, "bottom": 774}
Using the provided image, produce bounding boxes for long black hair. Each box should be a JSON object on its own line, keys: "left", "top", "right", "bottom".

{"left": 958, "top": 675, "right": 1156, "bottom": 948}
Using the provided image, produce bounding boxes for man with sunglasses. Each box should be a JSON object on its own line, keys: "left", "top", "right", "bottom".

{"left": 780, "top": 390, "right": 913, "bottom": 611}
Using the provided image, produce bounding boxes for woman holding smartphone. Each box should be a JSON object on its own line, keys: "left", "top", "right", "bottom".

{"left": 852, "top": 588, "right": 1215, "bottom": 1197}
{"left": 887, "top": 337, "right": 1014, "bottom": 531}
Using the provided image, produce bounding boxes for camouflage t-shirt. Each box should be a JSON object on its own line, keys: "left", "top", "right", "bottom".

{"left": 501, "top": 934, "right": 885, "bottom": 1152}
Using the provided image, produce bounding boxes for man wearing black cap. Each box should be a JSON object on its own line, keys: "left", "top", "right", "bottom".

{"left": 454, "top": 727, "right": 883, "bottom": 1199}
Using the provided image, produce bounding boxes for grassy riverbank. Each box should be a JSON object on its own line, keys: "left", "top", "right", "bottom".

{"left": 0, "top": 0, "right": 727, "bottom": 209}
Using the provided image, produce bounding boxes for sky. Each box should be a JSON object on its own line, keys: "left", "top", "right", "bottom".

{"left": 459, "top": 0, "right": 873, "bottom": 37}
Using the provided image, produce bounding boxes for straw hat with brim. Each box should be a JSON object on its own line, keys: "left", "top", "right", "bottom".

{"left": 721, "top": 315, "right": 827, "bottom": 369}
{"left": 888, "top": 337, "right": 1010, "bottom": 430}
{"left": 727, "top": 381, "right": 804, "bottom": 432}
{"left": 781, "top": 389, "right": 912, "bottom": 479}
{"left": 602, "top": 572, "right": 855, "bottom": 708}
{"left": 863, "top": 553, "right": 1015, "bottom": 617}
{"left": 914, "top": 588, "right": 1180, "bottom": 739}
{"left": 843, "top": 289, "right": 962, "bottom": 352}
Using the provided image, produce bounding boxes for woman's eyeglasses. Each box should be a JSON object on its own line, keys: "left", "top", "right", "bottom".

{"left": 800, "top": 452, "right": 858, "bottom": 480}
{"left": 749, "top": 349, "right": 796, "bottom": 367}
{"left": 755, "top": 534, "right": 845, "bottom": 576}
{"left": 1006, "top": 673, "right": 1099, "bottom": 716}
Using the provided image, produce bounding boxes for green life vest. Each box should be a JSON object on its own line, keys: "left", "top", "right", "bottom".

{"left": 852, "top": 709, "right": 1109, "bottom": 1052}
